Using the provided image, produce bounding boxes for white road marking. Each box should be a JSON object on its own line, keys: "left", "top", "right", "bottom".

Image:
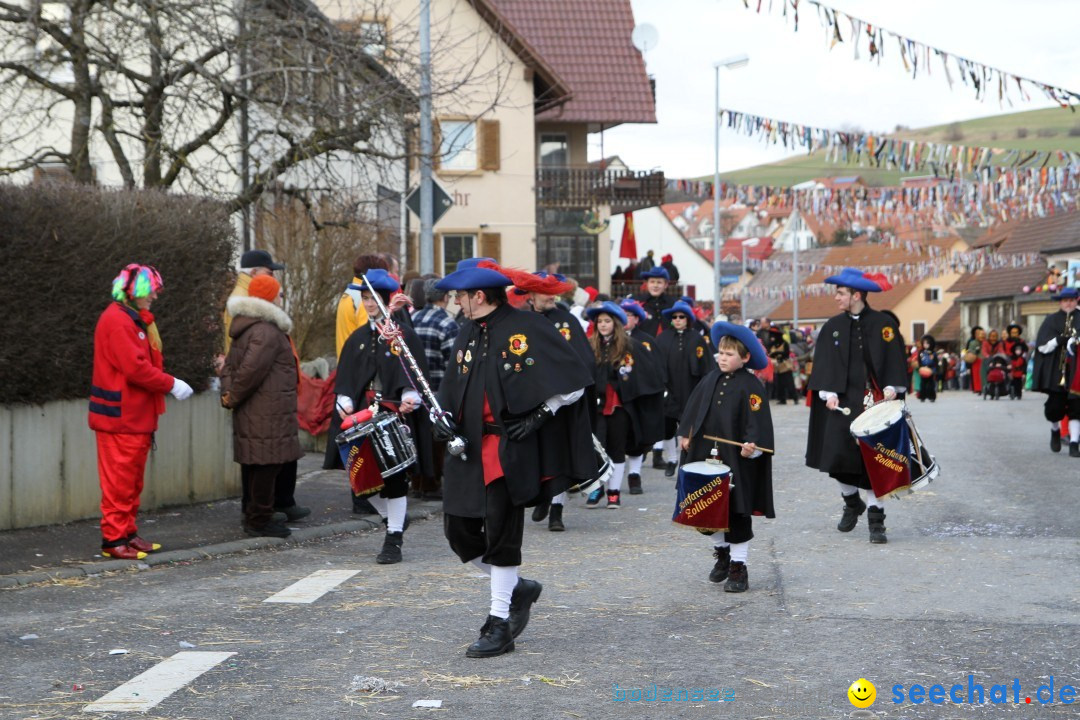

{"left": 263, "top": 569, "right": 360, "bottom": 604}
{"left": 83, "top": 651, "right": 235, "bottom": 712}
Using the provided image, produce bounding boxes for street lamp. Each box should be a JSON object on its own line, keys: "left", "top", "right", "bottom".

{"left": 740, "top": 237, "right": 759, "bottom": 322}
{"left": 712, "top": 54, "right": 750, "bottom": 313}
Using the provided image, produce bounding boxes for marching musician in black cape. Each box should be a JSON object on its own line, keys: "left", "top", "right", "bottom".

{"left": 678, "top": 321, "right": 775, "bottom": 592}
{"left": 583, "top": 301, "right": 665, "bottom": 507}
{"left": 517, "top": 270, "right": 596, "bottom": 531}
{"left": 654, "top": 300, "right": 713, "bottom": 478}
{"left": 634, "top": 266, "right": 675, "bottom": 337}
{"left": 1032, "top": 287, "right": 1080, "bottom": 455}
{"left": 805, "top": 268, "right": 908, "bottom": 544}
{"left": 435, "top": 258, "right": 596, "bottom": 659}
{"left": 619, "top": 300, "right": 655, "bottom": 347}
{"left": 331, "top": 269, "right": 434, "bottom": 564}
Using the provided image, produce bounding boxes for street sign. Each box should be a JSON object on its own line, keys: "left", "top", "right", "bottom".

{"left": 405, "top": 181, "right": 454, "bottom": 225}
{"left": 719, "top": 275, "right": 741, "bottom": 286}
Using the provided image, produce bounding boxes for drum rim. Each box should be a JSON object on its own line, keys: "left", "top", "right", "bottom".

{"left": 679, "top": 460, "right": 731, "bottom": 474}
{"left": 849, "top": 399, "right": 905, "bottom": 436}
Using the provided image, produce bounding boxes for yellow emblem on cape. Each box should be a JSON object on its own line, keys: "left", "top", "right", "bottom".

{"left": 509, "top": 334, "right": 528, "bottom": 356}
{"left": 623, "top": 353, "right": 634, "bottom": 366}
{"left": 643, "top": 341, "right": 651, "bottom": 351}
{"left": 465, "top": 350, "right": 472, "bottom": 363}
{"left": 882, "top": 327, "right": 895, "bottom": 342}
{"left": 390, "top": 343, "right": 401, "bottom": 356}
{"left": 696, "top": 345, "right": 704, "bottom": 358}
{"left": 749, "top": 394, "right": 763, "bottom": 411}
{"left": 559, "top": 327, "right": 571, "bottom": 341}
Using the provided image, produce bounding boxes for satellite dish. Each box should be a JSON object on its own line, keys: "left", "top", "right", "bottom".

{"left": 631, "top": 23, "right": 659, "bottom": 53}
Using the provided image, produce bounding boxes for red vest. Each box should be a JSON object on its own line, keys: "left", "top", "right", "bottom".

{"left": 88, "top": 302, "right": 175, "bottom": 434}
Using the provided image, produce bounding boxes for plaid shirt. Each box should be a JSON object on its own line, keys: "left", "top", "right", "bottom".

{"left": 411, "top": 304, "right": 460, "bottom": 391}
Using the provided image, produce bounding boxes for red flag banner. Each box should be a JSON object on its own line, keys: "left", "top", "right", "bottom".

{"left": 619, "top": 212, "right": 637, "bottom": 260}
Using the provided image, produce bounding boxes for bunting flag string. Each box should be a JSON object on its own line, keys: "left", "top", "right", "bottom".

{"left": 739, "top": 0, "right": 1079, "bottom": 109}
{"left": 717, "top": 107, "right": 1080, "bottom": 177}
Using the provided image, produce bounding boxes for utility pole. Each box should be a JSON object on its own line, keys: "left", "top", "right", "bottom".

{"left": 419, "top": 0, "right": 434, "bottom": 274}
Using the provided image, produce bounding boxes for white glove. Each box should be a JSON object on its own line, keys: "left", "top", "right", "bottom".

{"left": 1040, "top": 337, "right": 1059, "bottom": 354}
{"left": 1069, "top": 337, "right": 1078, "bottom": 357}
{"left": 336, "top": 395, "right": 355, "bottom": 416}
{"left": 170, "top": 378, "right": 194, "bottom": 401}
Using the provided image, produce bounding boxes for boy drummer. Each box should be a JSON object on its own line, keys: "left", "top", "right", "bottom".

{"left": 677, "top": 322, "right": 776, "bottom": 592}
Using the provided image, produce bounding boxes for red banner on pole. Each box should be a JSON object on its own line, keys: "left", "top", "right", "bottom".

{"left": 619, "top": 212, "right": 638, "bottom": 260}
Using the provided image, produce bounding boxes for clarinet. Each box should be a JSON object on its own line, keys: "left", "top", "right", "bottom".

{"left": 1060, "top": 311, "right": 1075, "bottom": 387}
{"left": 361, "top": 274, "right": 468, "bottom": 460}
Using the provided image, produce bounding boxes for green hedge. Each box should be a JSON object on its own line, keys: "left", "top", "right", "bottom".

{"left": 0, "top": 184, "right": 236, "bottom": 404}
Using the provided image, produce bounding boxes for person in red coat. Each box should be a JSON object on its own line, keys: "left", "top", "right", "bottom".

{"left": 89, "top": 264, "right": 193, "bottom": 560}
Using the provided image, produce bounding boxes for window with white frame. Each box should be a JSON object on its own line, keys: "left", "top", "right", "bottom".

{"left": 923, "top": 286, "right": 942, "bottom": 303}
{"left": 538, "top": 134, "right": 568, "bottom": 167}
{"left": 358, "top": 20, "right": 388, "bottom": 56}
{"left": 439, "top": 120, "right": 477, "bottom": 171}
{"left": 442, "top": 234, "right": 476, "bottom": 275}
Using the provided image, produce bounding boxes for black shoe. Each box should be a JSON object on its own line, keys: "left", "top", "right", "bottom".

{"left": 548, "top": 504, "right": 565, "bottom": 532}
{"left": 1070, "top": 442, "right": 1080, "bottom": 458}
{"left": 652, "top": 451, "right": 665, "bottom": 469}
{"left": 724, "top": 561, "right": 748, "bottom": 592}
{"left": 376, "top": 531, "right": 403, "bottom": 564}
{"left": 466, "top": 615, "right": 515, "bottom": 658}
{"left": 275, "top": 504, "right": 311, "bottom": 522}
{"left": 709, "top": 546, "right": 730, "bottom": 583}
{"left": 1051, "top": 430, "right": 1062, "bottom": 453}
{"left": 531, "top": 501, "right": 550, "bottom": 522}
{"left": 868, "top": 507, "right": 887, "bottom": 544}
{"left": 352, "top": 495, "right": 378, "bottom": 515}
{"left": 243, "top": 520, "right": 291, "bottom": 538}
{"left": 664, "top": 462, "right": 677, "bottom": 478}
{"left": 627, "top": 473, "right": 643, "bottom": 495}
{"left": 508, "top": 578, "right": 543, "bottom": 638}
{"left": 837, "top": 492, "right": 866, "bottom": 532}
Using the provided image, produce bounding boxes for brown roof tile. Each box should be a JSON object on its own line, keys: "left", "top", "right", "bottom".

{"left": 946, "top": 264, "right": 1049, "bottom": 301}
{"left": 927, "top": 302, "right": 962, "bottom": 342}
{"left": 492, "top": 0, "right": 656, "bottom": 126}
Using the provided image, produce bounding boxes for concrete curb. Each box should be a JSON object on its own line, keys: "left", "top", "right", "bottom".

{"left": 0, "top": 508, "right": 439, "bottom": 590}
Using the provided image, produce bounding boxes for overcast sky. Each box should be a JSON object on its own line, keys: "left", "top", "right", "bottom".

{"left": 589, "top": 0, "right": 1080, "bottom": 179}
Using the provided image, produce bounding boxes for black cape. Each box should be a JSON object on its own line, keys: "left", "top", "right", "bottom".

{"left": 805, "top": 308, "right": 908, "bottom": 482}
{"left": 654, "top": 328, "right": 713, "bottom": 419}
{"left": 592, "top": 336, "right": 665, "bottom": 449}
{"left": 322, "top": 323, "right": 435, "bottom": 480}
{"left": 1032, "top": 309, "right": 1080, "bottom": 393}
{"left": 678, "top": 368, "right": 775, "bottom": 518}
{"left": 437, "top": 303, "right": 596, "bottom": 517}
{"left": 634, "top": 292, "right": 675, "bottom": 337}
{"left": 542, "top": 306, "right": 594, "bottom": 371}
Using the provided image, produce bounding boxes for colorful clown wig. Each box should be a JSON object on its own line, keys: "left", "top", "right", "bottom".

{"left": 111, "top": 264, "right": 163, "bottom": 302}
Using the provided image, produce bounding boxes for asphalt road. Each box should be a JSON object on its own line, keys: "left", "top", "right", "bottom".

{"left": 2, "top": 391, "right": 1078, "bottom": 719}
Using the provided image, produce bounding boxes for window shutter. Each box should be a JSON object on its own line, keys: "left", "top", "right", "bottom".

{"left": 479, "top": 232, "right": 501, "bottom": 264}
{"left": 408, "top": 126, "right": 419, "bottom": 173}
{"left": 407, "top": 231, "right": 419, "bottom": 273}
{"left": 432, "top": 120, "right": 442, "bottom": 170}
{"left": 479, "top": 119, "right": 500, "bottom": 171}
{"left": 434, "top": 232, "right": 443, "bottom": 274}
{"left": 924, "top": 288, "right": 932, "bottom": 302}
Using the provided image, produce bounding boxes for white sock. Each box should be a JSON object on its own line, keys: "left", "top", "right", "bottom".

{"left": 1052, "top": 420, "right": 1062, "bottom": 433}
{"left": 470, "top": 556, "right": 492, "bottom": 575}
{"left": 712, "top": 536, "right": 730, "bottom": 549}
{"left": 662, "top": 437, "right": 678, "bottom": 461}
{"left": 626, "top": 455, "right": 644, "bottom": 475}
{"left": 652, "top": 441, "right": 663, "bottom": 452}
{"left": 386, "top": 496, "right": 407, "bottom": 533}
{"left": 1069, "top": 419, "right": 1079, "bottom": 443}
{"left": 608, "top": 462, "right": 625, "bottom": 492}
{"left": 551, "top": 492, "right": 566, "bottom": 505}
{"left": 490, "top": 565, "right": 519, "bottom": 619}
{"left": 837, "top": 482, "right": 860, "bottom": 496}
{"left": 729, "top": 541, "right": 749, "bottom": 564}
{"left": 366, "top": 494, "right": 388, "bottom": 518}
{"left": 866, "top": 491, "right": 884, "bottom": 509}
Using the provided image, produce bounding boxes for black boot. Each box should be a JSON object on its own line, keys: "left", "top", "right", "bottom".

{"left": 837, "top": 492, "right": 866, "bottom": 532}
{"left": 531, "top": 501, "right": 550, "bottom": 522}
{"left": 868, "top": 507, "right": 887, "bottom": 544}
{"left": 724, "top": 561, "right": 748, "bottom": 592}
{"left": 1051, "top": 429, "right": 1062, "bottom": 453}
{"left": 508, "top": 578, "right": 543, "bottom": 638}
{"left": 709, "top": 546, "right": 730, "bottom": 583}
{"left": 664, "top": 461, "right": 677, "bottom": 478}
{"left": 547, "top": 504, "right": 565, "bottom": 532}
{"left": 652, "top": 451, "right": 665, "bottom": 469}
{"left": 375, "top": 531, "right": 403, "bottom": 564}
{"left": 1070, "top": 442, "right": 1080, "bottom": 458}
{"left": 352, "top": 494, "right": 378, "bottom": 515}
{"left": 627, "top": 473, "right": 643, "bottom": 495}
{"left": 466, "top": 615, "right": 515, "bottom": 658}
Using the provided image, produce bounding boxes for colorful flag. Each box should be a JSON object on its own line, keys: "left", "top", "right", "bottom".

{"left": 619, "top": 212, "right": 638, "bottom": 259}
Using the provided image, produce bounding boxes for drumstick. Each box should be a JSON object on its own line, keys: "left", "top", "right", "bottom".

{"left": 831, "top": 405, "right": 852, "bottom": 416}
{"left": 703, "top": 434, "right": 775, "bottom": 455}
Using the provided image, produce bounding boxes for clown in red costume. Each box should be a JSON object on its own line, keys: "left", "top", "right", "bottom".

{"left": 89, "top": 264, "right": 194, "bottom": 560}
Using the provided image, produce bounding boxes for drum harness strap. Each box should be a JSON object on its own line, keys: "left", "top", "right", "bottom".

{"left": 856, "top": 319, "right": 884, "bottom": 404}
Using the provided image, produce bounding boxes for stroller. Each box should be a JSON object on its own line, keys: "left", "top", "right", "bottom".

{"left": 983, "top": 354, "right": 1010, "bottom": 400}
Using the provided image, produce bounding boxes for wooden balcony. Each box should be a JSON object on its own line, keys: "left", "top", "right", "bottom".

{"left": 536, "top": 166, "right": 665, "bottom": 212}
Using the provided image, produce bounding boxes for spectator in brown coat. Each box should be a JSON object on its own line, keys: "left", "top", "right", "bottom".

{"left": 222, "top": 275, "right": 305, "bottom": 538}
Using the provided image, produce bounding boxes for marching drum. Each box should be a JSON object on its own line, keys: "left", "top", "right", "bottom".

{"left": 337, "top": 411, "right": 418, "bottom": 497}
{"left": 848, "top": 400, "right": 939, "bottom": 498}
{"left": 568, "top": 434, "right": 613, "bottom": 495}
{"left": 672, "top": 460, "right": 732, "bottom": 532}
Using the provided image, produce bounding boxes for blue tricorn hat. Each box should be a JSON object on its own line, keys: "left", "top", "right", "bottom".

{"left": 640, "top": 267, "right": 670, "bottom": 281}
{"left": 585, "top": 300, "right": 628, "bottom": 326}
{"left": 436, "top": 257, "right": 511, "bottom": 291}
{"left": 661, "top": 300, "right": 696, "bottom": 318}
{"left": 824, "top": 267, "right": 883, "bottom": 293}
{"left": 1052, "top": 287, "right": 1079, "bottom": 300}
{"left": 619, "top": 300, "right": 647, "bottom": 321}
{"left": 679, "top": 295, "right": 696, "bottom": 306}
{"left": 361, "top": 268, "right": 400, "bottom": 293}
{"left": 710, "top": 321, "right": 769, "bottom": 370}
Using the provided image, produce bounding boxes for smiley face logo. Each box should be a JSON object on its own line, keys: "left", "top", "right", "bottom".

{"left": 847, "top": 678, "right": 876, "bottom": 708}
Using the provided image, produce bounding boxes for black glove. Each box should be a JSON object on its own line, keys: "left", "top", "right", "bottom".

{"left": 432, "top": 417, "right": 459, "bottom": 443}
{"left": 504, "top": 404, "right": 554, "bottom": 441}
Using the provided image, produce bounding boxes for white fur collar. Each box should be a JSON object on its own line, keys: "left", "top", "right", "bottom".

{"left": 227, "top": 295, "right": 294, "bottom": 333}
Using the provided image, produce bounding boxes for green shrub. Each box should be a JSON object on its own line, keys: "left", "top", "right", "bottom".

{"left": 0, "top": 184, "right": 235, "bottom": 404}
